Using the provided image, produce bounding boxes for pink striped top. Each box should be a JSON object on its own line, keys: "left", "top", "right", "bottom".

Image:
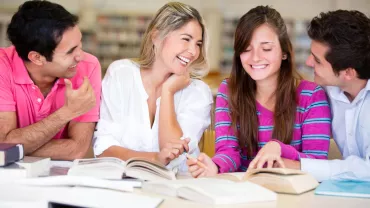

{"left": 212, "top": 79, "right": 332, "bottom": 173}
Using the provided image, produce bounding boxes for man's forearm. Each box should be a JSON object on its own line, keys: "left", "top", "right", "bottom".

{"left": 158, "top": 91, "right": 183, "bottom": 149}
{"left": 30, "top": 138, "right": 89, "bottom": 160}
{"left": 4, "top": 107, "right": 73, "bottom": 154}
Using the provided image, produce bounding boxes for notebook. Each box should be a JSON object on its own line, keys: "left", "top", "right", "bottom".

{"left": 0, "top": 143, "right": 24, "bottom": 166}
{"left": 142, "top": 178, "right": 277, "bottom": 205}
{"left": 214, "top": 168, "right": 319, "bottom": 194}
{"left": 68, "top": 157, "right": 176, "bottom": 181}
{"left": 315, "top": 180, "right": 370, "bottom": 198}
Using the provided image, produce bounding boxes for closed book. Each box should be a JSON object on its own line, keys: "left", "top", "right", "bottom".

{"left": 315, "top": 180, "right": 370, "bottom": 198}
{"left": 16, "top": 156, "right": 51, "bottom": 177}
{"left": 0, "top": 143, "right": 24, "bottom": 166}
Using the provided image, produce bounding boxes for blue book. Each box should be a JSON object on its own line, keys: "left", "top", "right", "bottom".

{"left": 315, "top": 180, "right": 370, "bottom": 198}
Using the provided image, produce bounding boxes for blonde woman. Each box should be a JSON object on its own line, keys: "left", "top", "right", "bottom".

{"left": 93, "top": 2, "right": 213, "bottom": 172}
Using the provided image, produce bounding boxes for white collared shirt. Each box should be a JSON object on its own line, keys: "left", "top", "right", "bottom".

{"left": 301, "top": 80, "right": 370, "bottom": 182}
{"left": 93, "top": 59, "right": 213, "bottom": 172}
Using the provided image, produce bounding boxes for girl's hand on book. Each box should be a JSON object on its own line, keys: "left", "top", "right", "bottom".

{"left": 248, "top": 141, "right": 285, "bottom": 169}
{"left": 274, "top": 158, "right": 300, "bottom": 169}
{"left": 187, "top": 153, "right": 218, "bottom": 178}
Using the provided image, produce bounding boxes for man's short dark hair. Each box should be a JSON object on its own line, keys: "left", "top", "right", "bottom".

{"left": 308, "top": 10, "right": 370, "bottom": 79}
{"left": 7, "top": 0, "right": 79, "bottom": 61}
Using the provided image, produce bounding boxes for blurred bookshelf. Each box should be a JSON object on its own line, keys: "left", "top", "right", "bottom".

{"left": 220, "top": 17, "right": 313, "bottom": 80}
{"left": 81, "top": 12, "right": 153, "bottom": 74}
{"left": 0, "top": 13, "right": 11, "bottom": 48}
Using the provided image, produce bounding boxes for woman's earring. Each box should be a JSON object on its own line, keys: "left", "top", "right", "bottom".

{"left": 282, "top": 54, "right": 287, "bottom": 60}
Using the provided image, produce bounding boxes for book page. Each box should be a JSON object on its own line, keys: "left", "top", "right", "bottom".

{"left": 211, "top": 172, "right": 245, "bottom": 182}
{"left": 126, "top": 158, "right": 176, "bottom": 180}
{"left": 74, "top": 157, "right": 126, "bottom": 166}
{"left": 243, "top": 168, "right": 305, "bottom": 180}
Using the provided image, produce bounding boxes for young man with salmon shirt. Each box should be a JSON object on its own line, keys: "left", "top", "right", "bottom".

{"left": 0, "top": 0, "right": 101, "bottom": 160}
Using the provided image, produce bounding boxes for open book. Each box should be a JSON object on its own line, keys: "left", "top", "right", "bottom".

{"left": 67, "top": 157, "right": 176, "bottom": 181}
{"left": 142, "top": 178, "right": 277, "bottom": 205}
{"left": 214, "top": 168, "right": 319, "bottom": 194}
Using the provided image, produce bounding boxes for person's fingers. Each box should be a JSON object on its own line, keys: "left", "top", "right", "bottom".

{"left": 186, "top": 157, "right": 197, "bottom": 166}
{"left": 167, "top": 152, "right": 176, "bottom": 161}
{"left": 64, "top": 79, "right": 73, "bottom": 91}
{"left": 160, "top": 148, "right": 173, "bottom": 162}
{"left": 267, "top": 158, "right": 274, "bottom": 169}
{"left": 171, "top": 148, "right": 180, "bottom": 157}
{"left": 184, "top": 138, "right": 191, "bottom": 144}
{"left": 171, "top": 139, "right": 190, "bottom": 153}
{"left": 256, "top": 155, "right": 268, "bottom": 169}
{"left": 198, "top": 153, "right": 208, "bottom": 162}
{"left": 182, "top": 141, "right": 189, "bottom": 153}
{"left": 191, "top": 168, "right": 205, "bottom": 178}
{"left": 186, "top": 158, "right": 198, "bottom": 165}
{"left": 85, "top": 79, "right": 94, "bottom": 95}
{"left": 169, "top": 143, "right": 185, "bottom": 154}
{"left": 78, "top": 77, "right": 90, "bottom": 93}
{"left": 275, "top": 157, "right": 286, "bottom": 169}
{"left": 248, "top": 156, "right": 259, "bottom": 169}
{"left": 198, "top": 171, "right": 206, "bottom": 178}
{"left": 188, "top": 164, "right": 200, "bottom": 172}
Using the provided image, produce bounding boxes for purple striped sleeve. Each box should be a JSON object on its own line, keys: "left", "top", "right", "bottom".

{"left": 211, "top": 80, "right": 241, "bottom": 173}
{"left": 273, "top": 85, "right": 331, "bottom": 160}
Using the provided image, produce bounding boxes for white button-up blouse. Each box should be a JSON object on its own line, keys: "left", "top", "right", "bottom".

{"left": 93, "top": 59, "right": 213, "bottom": 171}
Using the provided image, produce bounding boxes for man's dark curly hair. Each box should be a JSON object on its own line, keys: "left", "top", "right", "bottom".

{"left": 7, "top": 0, "right": 78, "bottom": 62}
{"left": 308, "top": 10, "right": 370, "bottom": 79}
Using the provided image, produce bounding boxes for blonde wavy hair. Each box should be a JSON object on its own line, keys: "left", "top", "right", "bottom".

{"left": 137, "top": 2, "right": 209, "bottom": 78}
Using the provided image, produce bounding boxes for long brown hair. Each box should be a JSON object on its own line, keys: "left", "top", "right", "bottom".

{"left": 228, "top": 6, "right": 301, "bottom": 157}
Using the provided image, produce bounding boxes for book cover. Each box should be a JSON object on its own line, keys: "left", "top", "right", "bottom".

{"left": 0, "top": 143, "right": 24, "bottom": 166}
{"left": 315, "top": 180, "right": 370, "bottom": 198}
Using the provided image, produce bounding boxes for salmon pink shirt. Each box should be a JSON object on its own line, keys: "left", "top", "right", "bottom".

{"left": 0, "top": 46, "right": 101, "bottom": 139}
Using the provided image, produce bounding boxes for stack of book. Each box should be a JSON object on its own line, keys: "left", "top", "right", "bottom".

{"left": 0, "top": 143, "right": 50, "bottom": 179}
{"left": 0, "top": 143, "right": 24, "bottom": 166}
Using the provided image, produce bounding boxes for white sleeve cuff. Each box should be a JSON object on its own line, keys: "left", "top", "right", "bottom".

{"left": 301, "top": 158, "right": 331, "bottom": 182}
{"left": 93, "top": 135, "right": 121, "bottom": 156}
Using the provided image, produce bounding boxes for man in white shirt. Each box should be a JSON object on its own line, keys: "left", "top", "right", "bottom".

{"left": 281, "top": 10, "right": 370, "bottom": 182}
